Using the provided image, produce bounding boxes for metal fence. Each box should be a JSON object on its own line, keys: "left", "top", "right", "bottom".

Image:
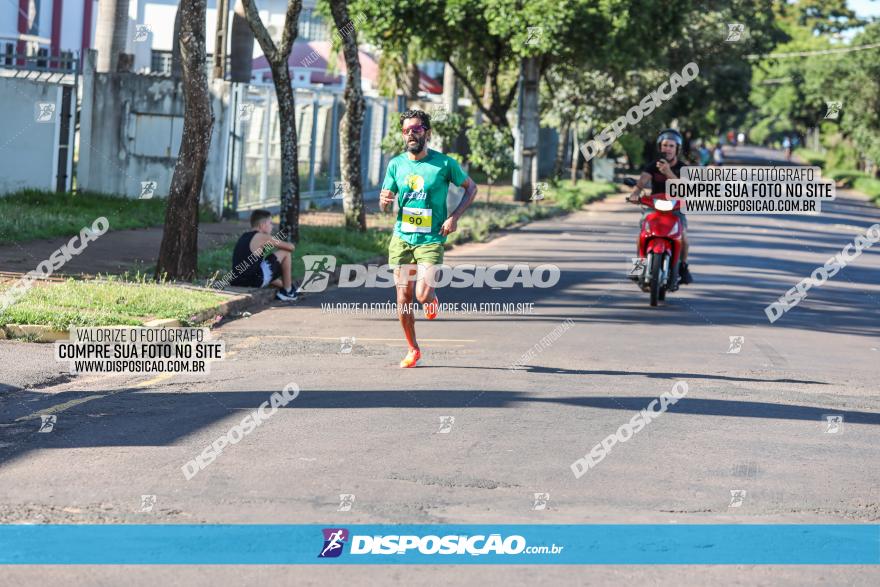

{"left": 231, "top": 84, "right": 393, "bottom": 212}
{"left": 0, "top": 50, "right": 397, "bottom": 213}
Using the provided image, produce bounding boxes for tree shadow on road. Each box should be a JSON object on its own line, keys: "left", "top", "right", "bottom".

{"left": 2, "top": 382, "right": 878, "bottom": 470}
{"left": 421, "top": 365, "right": 829, "bottom": 386}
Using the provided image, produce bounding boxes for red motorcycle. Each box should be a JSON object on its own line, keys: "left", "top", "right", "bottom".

{"left": 623, "top": 178, "right": 683, "bottom": 306}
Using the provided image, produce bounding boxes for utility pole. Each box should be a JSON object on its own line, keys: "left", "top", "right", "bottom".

{"left": 512, "top": 57, "right": 539, "bottom": 202}
{"left": 213, "top": 0, "right": 229, "bottom": 79}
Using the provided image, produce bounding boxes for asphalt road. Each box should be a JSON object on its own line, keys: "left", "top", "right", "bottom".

{"left": 1, "top": 146, "right": 879, "bottom": 585}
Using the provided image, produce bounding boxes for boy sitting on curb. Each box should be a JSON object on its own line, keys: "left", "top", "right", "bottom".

{"left": 229, "top": 210, "right": 297, "bottom": 302}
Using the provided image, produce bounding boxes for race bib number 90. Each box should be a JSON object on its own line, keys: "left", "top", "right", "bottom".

{"left": 401, "top": 206, "right": 432, "bottom": 233}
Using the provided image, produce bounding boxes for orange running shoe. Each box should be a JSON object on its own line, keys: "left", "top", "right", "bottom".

{"left": 424, "top": 294, "right": 439, "bottom": 320}
{"left": 399, "top": 348, "right": 421, "bottom": 368}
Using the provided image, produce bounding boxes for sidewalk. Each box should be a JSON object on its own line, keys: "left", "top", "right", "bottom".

{"left": 0, "top": 221, "right": 248, "bottom": 276}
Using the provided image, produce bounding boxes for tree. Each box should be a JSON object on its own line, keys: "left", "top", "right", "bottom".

{"left": 837, "top": 23, "right": 880, "bottom": 168}
{"left": 328, "top": 0, "right": 367, "bottom": 231}
{"left": 748, "top": 0, "right": 868, "bottom": 157}
{"left": 155, "top": 0, "right": 214, "bottom": 280}
{"left": 241, "top": 0, "right": 304, "bottom": 242}
{"left": 94, "top": 0, "right": 131, "bottom": 72}
{"left": 466, "top": 125, "right": 515, "bottom": 202}
{"left": 541, "top": 66, "right": 644, "bottom": 183}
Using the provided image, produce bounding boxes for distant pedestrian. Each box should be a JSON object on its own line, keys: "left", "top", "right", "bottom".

{"left": 713, "top": 144, "right": 724, "bottom": 166}
{"left": 782, "top": 136, "right": 792, "bottom": 161}
{"left": 699, "top": 143, "right": 711, "bottom": 166}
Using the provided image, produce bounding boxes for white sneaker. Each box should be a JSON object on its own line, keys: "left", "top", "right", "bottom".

{"left": 275, "top": 287, "right": 299, "bottom": 302}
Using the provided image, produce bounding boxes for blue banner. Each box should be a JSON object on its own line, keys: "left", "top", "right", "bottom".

{"left": 1, "top": 524, "right": 877, "bottom": 564}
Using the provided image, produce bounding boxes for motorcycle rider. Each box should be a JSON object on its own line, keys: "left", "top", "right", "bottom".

{"left": 627, "top": 129, "right": 693, "bottom": 284}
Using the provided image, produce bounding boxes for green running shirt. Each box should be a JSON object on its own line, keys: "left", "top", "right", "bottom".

{"left": 381, "top": 149, "right": 468, "bottom": 245}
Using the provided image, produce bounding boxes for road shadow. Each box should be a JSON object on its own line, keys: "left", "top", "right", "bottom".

{"left": 418, "top": 365, "right": 829, "bottom": 385}
{"left": 2, "top": 384, "right": 877, "bottom": 469}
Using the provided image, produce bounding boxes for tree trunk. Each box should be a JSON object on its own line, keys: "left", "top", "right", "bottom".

{"left": 513, "top": 57, "right": 539, "bottom": 202}
{"left": 171, "top": 8, "right": 182, "bottom": 77}
{"left": 229, "top": 0, "right": 255, "bottom": 83}
{"left": 241, "top": 0, "right": 304, "bottom": 243}
{"left": 329, "top": 0, "right": 366, "bottom": 231}
{"left": 554, "top": 121, "right": 571, "bottom": 180}
{"left": 155, "top": 0, "right": 214, "bottom": 280}
{"left": 570, "top": 124, "right": 579, "bottom": 185}
{"left": 445, "top": 49, "right": 515, "bottom": 133}
{"left": 94, "top": 0, "right": 131, "bottom": 73}
{"left": 441, "top": 63, "right": 462, "bottom": 153}
{"left": 406, "top": 58, "right": 420, "bottom": 101}
{"left": 271, "top": 62, "right": 301, "bottom": 243}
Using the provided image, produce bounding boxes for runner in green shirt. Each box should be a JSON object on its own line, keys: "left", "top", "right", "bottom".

{"left": 380, "top": 109, "right": 478, "bottom": 368}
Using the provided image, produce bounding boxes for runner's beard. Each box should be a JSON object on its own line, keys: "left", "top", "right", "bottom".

{"left": 406, "top": 135, "right": 427, "bottom": 153}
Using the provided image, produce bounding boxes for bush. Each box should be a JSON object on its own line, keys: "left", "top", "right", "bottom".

{"left": 827, "top": 169, "right": 870, "bottom": 188}
{"left": 795, "top": 148, "right": 826, "bottom": 166}
{"left": 465, "top": 125, "right": 516, "bottom": 198}
{"left": 853, "top": 177, "right": 880, "bottom": 202}
{"left": 617, "top": 133, "right": 645, "bottom": 170}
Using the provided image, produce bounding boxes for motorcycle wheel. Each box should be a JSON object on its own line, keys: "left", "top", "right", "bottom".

{"left": 659, "top": 253, "right": 668, "bottom": 301}
{"left": 649, "top": 253, "right": 662, "bottom": 306}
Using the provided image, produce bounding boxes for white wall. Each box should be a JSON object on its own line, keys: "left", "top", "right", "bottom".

{"left": 77, "top": 51, "right": 231, "bottom": 214}
{"left": 0, "top": 78, "right": 74, "bottom": 194}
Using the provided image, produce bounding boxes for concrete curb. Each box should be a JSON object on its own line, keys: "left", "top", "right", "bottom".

{"left": 1, "top": 324, "right": 69, "bottom": 342}
{"left": 1, "top": 286, "right": 270, "bottom": 343}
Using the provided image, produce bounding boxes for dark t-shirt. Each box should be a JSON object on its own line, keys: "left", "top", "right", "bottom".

{"left": 642, "top": 158, "right": 684, "bottom": 195}
{"left": 230, "top": 231, "right": 263, "bottom": 286}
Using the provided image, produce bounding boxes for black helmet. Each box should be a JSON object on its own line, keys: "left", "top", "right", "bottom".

{"left": 656, "top": 129, "right": 683, "bottom": 155}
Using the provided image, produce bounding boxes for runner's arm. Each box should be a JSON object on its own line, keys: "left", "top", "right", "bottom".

{"left": 379, "top": 188, "right": 396, "bottom": 212}
{"left": 380, "top": 160, "right": 398, "bottom": 212}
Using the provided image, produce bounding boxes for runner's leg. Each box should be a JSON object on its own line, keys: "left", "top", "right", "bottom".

{"left": 415, "top": 264, "right": 436, "bottom": 305}
{"left": 395, "top": 265, "right": 418, "bottom": 351}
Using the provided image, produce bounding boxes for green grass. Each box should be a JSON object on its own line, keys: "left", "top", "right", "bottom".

{"left": 817, "top": 169, "right": 880, "bottom": 203}
{"left": 0, "top": 276, "right": 226, "bottom": 329}
{"left": 447, "top": 180, "right": 617, "bottom": 245}
{"left": 827, "top": 169, "right": 871, "bottom": 188}
{"left": 853, "top": 177, "right": 880, "bottom": 203}
{"left": 547, "top": 180, "right": 618, "bottom": 211}
{"left": 794, "top": 148, "right": 827, "bottom": 167}
{"left": 448, "top": 201, "right": 556, "bottom": 245}
{"left": 0, "top": 190, "right": 217, "bottom": 244}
